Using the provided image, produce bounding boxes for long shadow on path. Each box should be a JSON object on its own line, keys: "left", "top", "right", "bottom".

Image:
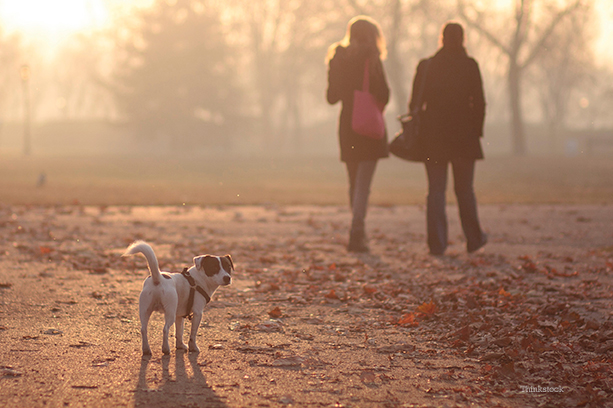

{"left": 135, "top": 351, "right": 227, "bottom": 408}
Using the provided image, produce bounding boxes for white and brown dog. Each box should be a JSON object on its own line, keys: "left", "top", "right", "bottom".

{"left": 123, "top": 241, "right": 233, "bottom": 356}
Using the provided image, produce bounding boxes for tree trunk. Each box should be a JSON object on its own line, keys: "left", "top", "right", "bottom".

{"left": 508, "top": 62, "right": 526, "bottom": 155}
{"left": 385, "top": 0, "right": 408, "bottom": 117}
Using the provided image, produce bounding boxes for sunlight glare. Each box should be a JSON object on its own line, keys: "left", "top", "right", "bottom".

{"left": 0, "top": 0, "right": 109, "bottom": 33}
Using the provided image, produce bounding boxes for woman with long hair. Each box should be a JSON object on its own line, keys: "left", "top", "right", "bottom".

{"left": 409, "top": 22, "right": 487, "bottom": 255}
{"left": 326, "top": 16, "right": 390, "bottom": 253}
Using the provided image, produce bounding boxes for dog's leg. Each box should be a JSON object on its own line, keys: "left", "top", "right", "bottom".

{"left": 188, "top": 311, "right": 202, "bottom": 353}
{"left": 161, "top": 292, "right": 178, "bottom": 355}
{"left": 175, "top": 316, "right": 187, "bottom": 350}
{"left": 162, "top": 311, "right": 175, "bottom": 355}
{"left": 139, "top": 303, "right": 152, "bottom": 356}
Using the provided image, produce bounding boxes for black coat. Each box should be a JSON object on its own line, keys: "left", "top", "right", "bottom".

{"left": 409, "top": 47, "right": 486, "bottom": 162}
{"left": 327, "top": 46, "right": 390, "bottom": 162}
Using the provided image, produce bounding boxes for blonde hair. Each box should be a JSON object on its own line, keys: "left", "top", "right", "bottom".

{"left": 326, "top": 15, "right": 387, "bottom": 65}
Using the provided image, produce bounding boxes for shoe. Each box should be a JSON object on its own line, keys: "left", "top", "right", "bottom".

{"left": 348, "top": 229, "right": 369, "bottom": 253}
{"left": 468, "top": 233, "right": 487, "bottom": 253}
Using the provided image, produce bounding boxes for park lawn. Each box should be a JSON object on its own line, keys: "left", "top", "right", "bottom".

{"left": 0, "top": 154, "right": 611, "bottom": 206}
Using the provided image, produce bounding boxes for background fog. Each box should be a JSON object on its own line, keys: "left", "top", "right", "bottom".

{"left": 0, "top": 0, "right": 612, "bottom": 158}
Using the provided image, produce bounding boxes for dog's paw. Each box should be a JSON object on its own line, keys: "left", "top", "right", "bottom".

{"left": 162, "top": 346, "right": 171, "bottom": 355}
{"left": 176, "top": 343, "right": 188, "bottom": 351}
{"left": 188, "top": 344, "right": 200, "bottom": 353}
{"left": 142, "top": 348, "right": 152, "bottom": 356}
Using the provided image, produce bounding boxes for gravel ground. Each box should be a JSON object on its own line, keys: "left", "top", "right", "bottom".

{"left": 0, "top": 204, "right": 612, "bottom": 407}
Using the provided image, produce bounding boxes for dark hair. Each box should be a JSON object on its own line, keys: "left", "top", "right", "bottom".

{"left": 442, "top": 22, "right": 464, "bottom": 49}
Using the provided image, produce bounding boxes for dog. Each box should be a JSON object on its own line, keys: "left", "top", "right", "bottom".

{"left": 122, "top": 241, "right": 233, "bottom": 356}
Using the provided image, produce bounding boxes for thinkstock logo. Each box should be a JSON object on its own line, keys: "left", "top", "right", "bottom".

{"left": 520, "top": 385, "right": 565, "bottom": 393}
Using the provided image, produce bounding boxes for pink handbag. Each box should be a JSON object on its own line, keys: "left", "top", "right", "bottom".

{"left": 351, "top": 59, "right": 385, "bottom": 139}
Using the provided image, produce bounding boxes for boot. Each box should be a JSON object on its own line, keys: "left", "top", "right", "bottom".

{"left": 348, "top": 229, "right": 369, "bottom": 253}
{"left": 468, "top": 233, "right": 488, "bottom": 253}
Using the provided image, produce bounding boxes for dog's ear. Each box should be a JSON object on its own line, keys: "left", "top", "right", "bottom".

{"left": 194, "top": 255, "right": 221, "bottom": 277}
{"left": 222, "top": 255, "right": 233, "bottom": 273}
{"left": 193, "top": 256, "right": 204, "bottom": 271}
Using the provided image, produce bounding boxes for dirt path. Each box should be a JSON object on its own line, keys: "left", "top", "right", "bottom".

{"left": 1, "top": 204, "right": 612, "bottom": 407}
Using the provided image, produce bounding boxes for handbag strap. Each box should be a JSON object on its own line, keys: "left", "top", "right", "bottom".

{"left": 361, "top": 59, "right": 370, "bottom": 92}
{"left": 411, "top": 58, "right": 431, "bottom": 114}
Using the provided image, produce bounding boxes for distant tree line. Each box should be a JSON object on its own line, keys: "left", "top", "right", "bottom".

{"left": 0, "top": 0, "right": 611, "bottom": 155}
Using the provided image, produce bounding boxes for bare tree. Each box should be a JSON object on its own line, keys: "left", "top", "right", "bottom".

{"left": 458, "top": 0, "right": 586, "bottom": 155}
{"left": 532, "top": 5, "right": 595, "bottom": 152}
{"left": 110, "top": 0, "right": 241, "bottom": 150}
{"left": 389, "top": 0, "right": 456, "bottom": 115}
{"left": 226, "top": 0, "right": 344, "bottom": 152}
{"left": 0, "top": 32, "right": 24, "bottom": 121}
{"left": 51, "top": 33, "right": 117, "bottom": 120}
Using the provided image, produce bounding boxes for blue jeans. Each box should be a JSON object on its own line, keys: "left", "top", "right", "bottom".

{"left": 346, "top": 160, "right": 377, "bottom": 234}
{"left": 425, "top": 159, "right": 484, "bottom": 254}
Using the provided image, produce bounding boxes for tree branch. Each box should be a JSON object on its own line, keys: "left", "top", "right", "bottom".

{"left": 456, "top": 0, "right": 511, "bottom": 56}
{"left": 521, "top": 0, "right": 583, "bottom": 69}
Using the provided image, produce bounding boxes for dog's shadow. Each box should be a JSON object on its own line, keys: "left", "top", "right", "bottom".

{"left": 135, "top": 351, "right": 227, "bottom": 408}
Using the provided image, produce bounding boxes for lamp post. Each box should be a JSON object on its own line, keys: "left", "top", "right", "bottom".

{"left": 20, "top": 64, "right": 31, "bottom": 156}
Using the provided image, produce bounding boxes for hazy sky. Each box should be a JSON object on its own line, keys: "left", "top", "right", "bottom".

{"left": 0, "top": 0, "right": 611, "bottom": 65}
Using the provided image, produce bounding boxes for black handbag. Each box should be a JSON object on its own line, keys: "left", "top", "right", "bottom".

{"left": 389, "top": 59, "right": 430, "bottom": 162}
{"left": 389, "top": 112, "right": 425, "bottom": 161}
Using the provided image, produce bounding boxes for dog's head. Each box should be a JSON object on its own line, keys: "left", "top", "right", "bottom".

{"left": 193, "top": 254, "right": 233, "bottom": 286}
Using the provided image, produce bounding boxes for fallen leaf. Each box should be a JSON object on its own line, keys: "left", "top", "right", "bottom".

{"left": 455, "top": 325, "right": 471, "bottom": 341}
{"left": 2, "top": 368, "right": 23, "bottom": 377}
{"left": 362, "top": 284, "right": 377, "bottom": 295}
{"left": 480, "top": 353, "right": 504, "bottom": 362}
{"left": 69, "top": 341, "right": 95, "bottom": 348}
{"left": 324, "top": 289, "right": 339, "bottom": 300}
{"left": 279, "top": 395, "right": 295, "bottom": 405}
{"left": 272, "top": 356, "right": 303, "bottom": 367}
{"left": 268, "top": 306, "right": 283, "bottom": 318}
{"left": 255, "top": 320, "right": 283, "bottom": 333}
{"left": 397, "top": 313, "right": 418, "bottom": 327}
{"left": 498, "top": 287, "right": 511, "bottom": 297}
{"left": 417, "top": 300, "right": 437, "bottom": 315}
{"left": 492, "top": 337, "right": 512, "bottom": 347}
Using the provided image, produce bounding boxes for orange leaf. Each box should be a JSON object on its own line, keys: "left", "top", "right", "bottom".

{"left": 456, "top": 325, "right": 471, "bottom": 341}
{"left": 417, "top": 300, "right": 437, "bottom": 315}
{"left": 498, "top": 287, "right": 511, "bottom": 297}
{"left": 39, "top": 246, "right": 53, "bottom": 254}
{"left": 268, "top": 306, "right": 283, "bottom": 318}
{"left": 362, "top": 284, "right": 377, "bottom": 295}
{"left": 324, "top": 289, "right": 338, "bottom": 299}
{"left": 397, "top": 313, "right": 418, "bottom": 327}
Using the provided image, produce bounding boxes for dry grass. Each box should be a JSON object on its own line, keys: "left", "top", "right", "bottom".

{"left": 0, "top": 154, "right": 611, "bottom": 206}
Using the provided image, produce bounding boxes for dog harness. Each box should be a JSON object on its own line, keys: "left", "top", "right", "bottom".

{"left": 181, "top": 268, "right": 211, "bottom": 320}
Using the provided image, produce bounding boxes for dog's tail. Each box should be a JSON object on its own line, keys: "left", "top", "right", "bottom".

{"left": 122, "top": 241, "right": 162, "bottom": 285}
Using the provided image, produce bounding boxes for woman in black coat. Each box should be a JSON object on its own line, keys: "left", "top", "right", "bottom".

{"left": 409, "top": 22, "right": 487, "bottom": 255}
{"left": 326, "top": 16, "right": 390, "bottom": 252}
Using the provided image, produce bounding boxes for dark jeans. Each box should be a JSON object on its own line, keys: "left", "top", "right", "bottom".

{"left": 425, "top": 158, "right": 484, "bottom": 254}
{"left": 346, "top": 160, "right": 377, "bottom": 234}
